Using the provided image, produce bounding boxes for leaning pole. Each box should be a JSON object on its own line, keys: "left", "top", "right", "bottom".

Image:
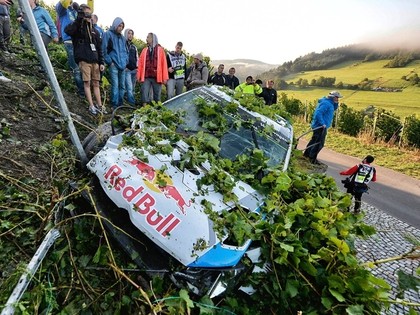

{"left": 17, "top": 0, "right": 88, "bottom": 167}
{"left": 1, "top": 1, "right": 90, "bottom": 313}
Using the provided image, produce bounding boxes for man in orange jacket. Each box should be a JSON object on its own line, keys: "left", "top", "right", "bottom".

{"left": 137, "top": 32, "right": 168, "bottom": 106}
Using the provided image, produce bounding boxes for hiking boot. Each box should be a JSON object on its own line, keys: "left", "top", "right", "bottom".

{"left": 89, "top": 106, "right": 98, "bottom": 116}
{"left": 311, "top": 159, "right": 321, "bottom": 165}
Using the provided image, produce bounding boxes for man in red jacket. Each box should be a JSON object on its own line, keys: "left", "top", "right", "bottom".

{"left": 340, "top": 155, "right": 377, "bottom": 213}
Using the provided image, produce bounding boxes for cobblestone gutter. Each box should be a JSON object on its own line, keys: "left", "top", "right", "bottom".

{"left": 356, "top": 204, "right": 420, "bottom": 314}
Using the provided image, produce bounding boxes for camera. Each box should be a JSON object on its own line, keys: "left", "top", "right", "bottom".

{"left": 77, "top": 8, "right": 91, "bottom": 19}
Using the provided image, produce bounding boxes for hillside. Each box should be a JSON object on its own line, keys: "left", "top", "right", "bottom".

{"left": 210, "top": 58, "right": 279, "bottom": 82}
{"left": 278, "top": 59, "right": 420, "bottom": 118}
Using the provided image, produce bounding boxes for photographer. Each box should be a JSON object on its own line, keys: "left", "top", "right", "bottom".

{"left": 65, "top": 4, "right": 105, "bottom": 115}
{"left": 235, "top": 75, "right": 263, "bottom": 95}
{"left": 340, "top": 155, "right": 377, "bottom": 214}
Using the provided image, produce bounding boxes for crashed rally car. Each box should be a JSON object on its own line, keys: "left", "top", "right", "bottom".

{"left": 83, "top": 85, "right": 293, "bottom": 297}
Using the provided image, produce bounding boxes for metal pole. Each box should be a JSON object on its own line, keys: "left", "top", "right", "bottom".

{"left": 17, "top": 0, "right": 88, "bottom": 167}
{"left": 1, "top": 229, "right": 61, "bottom": 315}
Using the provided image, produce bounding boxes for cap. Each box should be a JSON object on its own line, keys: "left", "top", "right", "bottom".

{"left": 328, "top": 91, "right": 343, "bottom": 98}
{"left": 193, "top": 53, "right": 203, "bottom": 61}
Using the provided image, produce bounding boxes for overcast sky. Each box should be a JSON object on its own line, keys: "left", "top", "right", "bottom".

{"left": 44, "top": 0, "right": 420, "bottom": 65}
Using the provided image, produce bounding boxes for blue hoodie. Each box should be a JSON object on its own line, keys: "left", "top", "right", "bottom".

{"left": 55, "top": 1, "right": 77, "bottom": 42}
{"left": 311, "top": 96, "right": 338, "bottom": 129}
{"left": 33, "top": 5, "right": 58, "bottom": 39}
{"left": 102, "top": 17, "right": 128, "bottom": 70}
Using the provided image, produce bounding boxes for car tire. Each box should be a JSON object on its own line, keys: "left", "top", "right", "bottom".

{"left": 82, "top": 121, "right": 121, "bottom": 158}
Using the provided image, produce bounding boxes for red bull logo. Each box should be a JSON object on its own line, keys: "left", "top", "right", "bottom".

{"left": 104, "top": 164, "right": 181, "bottom": 237}
{"left": 126, "top": 158, "right": 191, "bottom": 215}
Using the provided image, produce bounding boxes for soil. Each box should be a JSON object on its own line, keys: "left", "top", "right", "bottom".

{"left": 0, "top": 50, "right": 103, "bottom": 182}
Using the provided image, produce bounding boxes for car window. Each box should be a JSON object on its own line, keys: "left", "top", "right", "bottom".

{"left": 164, "top": 88, "right": 289, "bottom": 168}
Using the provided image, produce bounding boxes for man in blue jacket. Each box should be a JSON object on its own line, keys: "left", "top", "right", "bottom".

{"left": 303, "top": 91, "right": 342, "bottom": 164}
{"left": 102, "top": 17, "right": 128, "bottom": 110}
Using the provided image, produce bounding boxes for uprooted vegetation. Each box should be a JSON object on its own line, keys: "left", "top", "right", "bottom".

{"left": 1, "top": 44, "right": 419, "bottom": 314}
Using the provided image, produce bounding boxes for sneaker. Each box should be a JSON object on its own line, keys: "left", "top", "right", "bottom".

{"left": 0, "top": 73, "right": 11, "bottom": 83}
{"left": 94, "top": 104, "right": 107, "bottom": 114}
{"left": 89, "top": 106, "right": 98, "bottom": 115}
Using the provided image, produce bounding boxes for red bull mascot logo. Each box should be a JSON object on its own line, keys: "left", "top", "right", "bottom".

{"left": 127, "top": 158, "right": 192, "bottom": 214}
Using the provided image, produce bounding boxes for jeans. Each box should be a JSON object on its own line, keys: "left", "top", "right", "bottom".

{"left": 64, "top": 42, "right": 84, "bottom": 96}
{"left": 141, "top": 77, "right": 162, "bottom": 104}
{"left": 109, "top": 64, "right": 125, "bottom": 109}
{"left": 125, "top": 69, "right": 136, "bottom": 105}
{"left": 166, "top": 78, "right": 184, "bottom": 99}
{"left": 303, "top": 127, "right": 327, "bottom": 161}
{"left": 0, "top": 16, "right": 11, "bottom": 50}
{"left": 130, "top": 69, "right": 137, "bottom": 90}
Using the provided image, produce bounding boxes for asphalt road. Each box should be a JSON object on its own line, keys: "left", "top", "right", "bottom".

{"left": 296, "top": 142, "right": 420, "bottom": 229}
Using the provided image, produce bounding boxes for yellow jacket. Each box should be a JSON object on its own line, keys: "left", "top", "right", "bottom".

{"left": 235, "top": 82, "right": 263, "bottom": 95}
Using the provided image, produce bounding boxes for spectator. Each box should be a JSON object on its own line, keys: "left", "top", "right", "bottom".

{"left": 166, "top": 41, "right": 187, "bottom": 99}
{"left": 124, "top": 28, "right": 137, "bottom": 105}
{"left": 0, "top": 0, "right": 11, "bottom": 53}
{"left": 65, "top": 4, "right": 105, "bottom": 115}
{"left": 235, "top": 76, "right": 263, "bottom": 95}
{"left": 91, "top": 14, "right": 103, "bottom": 39}
{"left": 225, "top": 67, "right": 239, "bottom": 90}
{"left": 255, "top": 79, "right": 265, "bottom": 98}
{"left": 340, "top": 155, "right": 377, "bottom": 213}
{"left": 27, "top": 0, "right": 59, "bottom": 51}
{"left": 303, "top": 91, "right": 342, "bottom": 164}
{"left": 16, "top": 7, "right": 30, "bottom": 45}
{"left": 262, "top": 80, "right": 277, "bottom": 105}
{"left": 102, "top": 17, "right": 128, "bottom": 110}
{"left": 137, "top": 32, "right": 168, "bottom": 106}
{"left": 185, "top": 53, "right": 208, "bottom": 91}
{"left": 208, "top": 64, "right": 226, "bottom": 86}
{"left": 55, "top": 0, "right": 85, "bottom": 97}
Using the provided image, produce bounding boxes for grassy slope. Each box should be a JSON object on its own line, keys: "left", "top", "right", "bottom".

{"left": 281, "top": 60, "right": 420, "bottom": 118}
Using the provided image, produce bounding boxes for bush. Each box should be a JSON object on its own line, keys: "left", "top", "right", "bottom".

{"left": 404, "top": 115, "right": 420, "bottom": 147}
{"left": 337, "top": 103, "right": 364, "bottom": 136}
{"left": 375, "top": 110, "right": 403, "bottom": 142}
{"left": 279, "top": 93, "right": 304, "bottom": 116}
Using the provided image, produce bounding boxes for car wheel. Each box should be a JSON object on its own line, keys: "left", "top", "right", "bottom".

{"left": 82, "top": 121, "right": 120, "bottom": 157}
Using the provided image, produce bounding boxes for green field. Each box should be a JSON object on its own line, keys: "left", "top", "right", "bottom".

{"left": 281, "top": 60, "right": 420, "bottom": 118}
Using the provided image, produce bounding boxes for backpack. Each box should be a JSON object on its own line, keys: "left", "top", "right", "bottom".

{"left": 343, "top": 164, "right": 373, "bottom": 193}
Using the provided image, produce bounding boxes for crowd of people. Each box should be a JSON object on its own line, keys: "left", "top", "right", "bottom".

{"left": 0, "top": 0, "right": 279, "bottom": 113}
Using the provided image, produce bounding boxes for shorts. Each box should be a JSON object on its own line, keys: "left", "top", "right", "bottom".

{"left": 79, "top": 61, "right": 100, "bottom": 82}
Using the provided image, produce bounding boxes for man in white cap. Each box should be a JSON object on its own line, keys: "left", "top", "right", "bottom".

{"left": 303, "top": 91, "right": 343, "bottom": 164}
{"left": 185, "top": 53, "right": 208, "bottom": 90}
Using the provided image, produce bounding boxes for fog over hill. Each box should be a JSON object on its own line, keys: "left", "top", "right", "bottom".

{"left": 210, "top": 59, "right": 279, "bottom": 82}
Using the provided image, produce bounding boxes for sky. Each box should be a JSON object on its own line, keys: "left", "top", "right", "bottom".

{"left": 44, "top": 0, "right": 420, "bottom": 65}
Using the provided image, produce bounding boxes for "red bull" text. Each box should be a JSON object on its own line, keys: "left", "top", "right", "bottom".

{"left": 104, "top": 164, "right": 181, "bottom": 237}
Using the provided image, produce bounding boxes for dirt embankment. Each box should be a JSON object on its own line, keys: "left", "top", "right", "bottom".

{"left": 0, "top": 51, "right": 103, "bottom": 181}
